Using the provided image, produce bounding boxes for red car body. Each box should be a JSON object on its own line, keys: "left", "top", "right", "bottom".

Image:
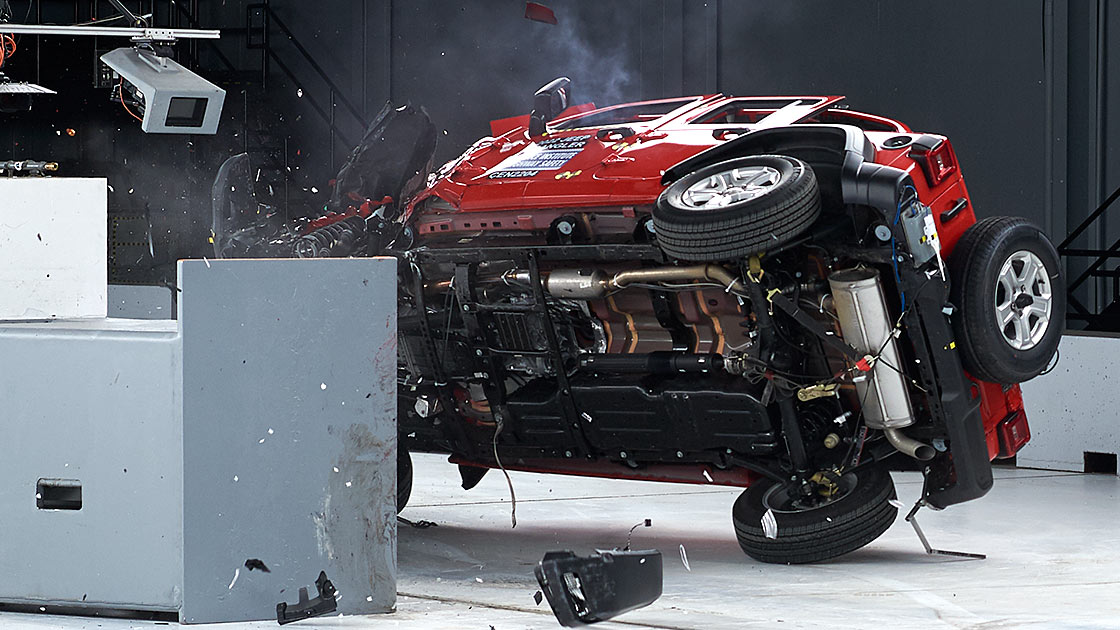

{"left": 406, "top": 94, "right": 1030, "bottom": 477}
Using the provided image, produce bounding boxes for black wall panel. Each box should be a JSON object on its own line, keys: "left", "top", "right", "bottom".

{"left": 717, "top": 1, "right": 1047, "bottom": 228}
{"left": 0, "top": 0, "right": 1113, "bottom": 299}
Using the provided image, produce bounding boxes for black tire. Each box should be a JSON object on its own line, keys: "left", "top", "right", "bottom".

{"left": 948, "top": 216, "right": 1064, "bottom": 384}
{"left": 732, "top": 467, "right": 897, "bottom": 564}
{"left": 397, "top": 449, "right": 413, "bottom": 513}
{"left": 653, "top": 155, "right": 821, "bottom": 262}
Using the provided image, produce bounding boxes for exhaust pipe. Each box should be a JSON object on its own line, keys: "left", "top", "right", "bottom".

{"left": 536, "top": 264, "right": 746, "bottom": 299}
{"left": 884, "top": 428, "right": 935, "bottom": 461}
{"left": 828, "top": 268, "right": 935, "bottom": 460}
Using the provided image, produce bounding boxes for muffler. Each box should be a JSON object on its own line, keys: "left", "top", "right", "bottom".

{"left": 828, "top": 268, "right": 933, "bottom": 460}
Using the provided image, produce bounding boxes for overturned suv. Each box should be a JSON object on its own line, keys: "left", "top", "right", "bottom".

{"left": 387, "top": 81, "right": 1062, "bottom": 563}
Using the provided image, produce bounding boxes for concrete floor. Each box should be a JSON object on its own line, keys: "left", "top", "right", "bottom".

{"left": 3, "top": 453, "right": 1119, "bottom": 629}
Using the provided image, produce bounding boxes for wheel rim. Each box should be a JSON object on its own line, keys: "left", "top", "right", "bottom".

{"left": 681, "top": 165, "right": 781, "bottom": 209}
{"left": 994, "top": 250, "right": 1053, "bottom": 351}
{"left": 762, "top": 472, "right": 858, "bottom": 514}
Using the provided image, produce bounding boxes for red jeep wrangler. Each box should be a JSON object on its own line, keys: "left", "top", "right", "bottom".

{"left": 217, "top": 79, "right": 1064, "bottom": 563}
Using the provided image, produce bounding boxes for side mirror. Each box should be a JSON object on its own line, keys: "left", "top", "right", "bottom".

{"left": 534, "top": 549, "right": 662, "bottom": 626}
{"left": 529, "top": 76, "right": 571, "bottom": 137}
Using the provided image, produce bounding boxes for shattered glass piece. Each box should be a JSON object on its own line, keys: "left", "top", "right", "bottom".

{"left": 244, "top": 558, "right": 270, "bottom": 573}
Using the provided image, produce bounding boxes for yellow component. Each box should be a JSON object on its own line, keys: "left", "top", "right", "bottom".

{"left": 809, "top": 471, "right": 840, "bottom": 498}
{"left": 766, "top": 288, "right": 781, "bottom": 303}
{"left": 949, "top": 341, "right": 956, "bottom": 350}
{"left": 747, "top": 254, "right": 764, "bottom": 282}
{"left": 208, "top": 237, "right": 214, "bottom": 244}
{"left": 554, "top": 170, "right": 584, "bottom": 180}
{"left": 797, "top": 382, "right": 838, "bottom": 402}
{"left": 823, "top": 433, "right": 841, "bottom": 449}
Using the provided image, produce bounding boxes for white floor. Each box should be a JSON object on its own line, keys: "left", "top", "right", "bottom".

{"left": 4, "top": 454, "right": 1120, "bottom": 629}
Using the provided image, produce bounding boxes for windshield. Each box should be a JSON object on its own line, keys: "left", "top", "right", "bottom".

{"left": 552, "top": 98, "right": 699, "bottom": 130}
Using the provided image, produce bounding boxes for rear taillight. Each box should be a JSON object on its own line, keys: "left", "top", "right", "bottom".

{"left": 996, "top": 410, "right": 1031, "bottom": 458}
{"left": 909, "top": 139, "right": 957, "bottom": 187}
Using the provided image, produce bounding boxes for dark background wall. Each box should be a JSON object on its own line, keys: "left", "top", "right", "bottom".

{"left": 1, "top": 0, "right": 1114, "bottom": 314}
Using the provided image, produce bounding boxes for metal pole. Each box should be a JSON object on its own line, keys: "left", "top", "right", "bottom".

{"left": 0, "top": 23, "right": 220, "bottom": 38}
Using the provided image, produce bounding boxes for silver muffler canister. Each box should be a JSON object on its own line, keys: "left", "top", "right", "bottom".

{"left": 828, "top": 268, "right": 914, "bottom": 430}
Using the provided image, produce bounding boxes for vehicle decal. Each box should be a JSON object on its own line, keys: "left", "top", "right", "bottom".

{"left": 487, "top": 134, "right": 593, "bottom": 179}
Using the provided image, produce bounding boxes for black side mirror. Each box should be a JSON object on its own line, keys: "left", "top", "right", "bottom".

{"left": 534, "top": 549, "right": 662, "bottom": 626}
{"left": 529, "top": 76, "right": 571, "bottom": 137}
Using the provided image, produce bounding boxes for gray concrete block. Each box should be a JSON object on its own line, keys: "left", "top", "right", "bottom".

{"left": 1019, "top": 332, "right": 1120, "bottom": 473}
{"left": 0, "top": 258, "right": 398, "bottom": 624}
{"left": 179, "top": 258, "right": 398, "bottom": 623}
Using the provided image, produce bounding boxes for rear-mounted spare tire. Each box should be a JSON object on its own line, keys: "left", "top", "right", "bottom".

{"left": 948, "top": 216, "right": 1064, "bottom": 384}
{"left": 653, "top": 154, "right": 821, "bottom": 262}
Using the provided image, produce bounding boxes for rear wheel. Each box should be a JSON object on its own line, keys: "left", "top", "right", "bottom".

{"left": 732, "top": 467, "right": 898, "bottom": 564}
{"left": 653, "top": 154, "right": 821, "bottom": 262}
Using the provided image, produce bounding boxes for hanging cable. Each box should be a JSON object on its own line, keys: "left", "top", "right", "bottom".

{"left": 492, "top": 417, "right": 517, "bottom": 528}
{"left": 119, "top": 78, "right": 143, "bottom": 122}
{"left": 0, "top": 33, "right": 16, "bottom": 69}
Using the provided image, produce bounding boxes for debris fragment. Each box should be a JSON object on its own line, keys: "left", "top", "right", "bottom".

{"left": 679, "top": 544, "right": 691, "bottom": 571}
{"left": 536, "top": 549, "right": 662, "bottom": 626}
{"left": 228, "top": 568, "right": 241, "bottom": 590}
{"left": 398, "top": 516, "right": 438, "bottom": 529}
{"left": 524, "top": 1, "right": 558, "bottom": 24}
{"left": 244, "top": 558, "right": 271, "bottom": 573}
{"left": 277, "top": 571, "right": 337, "bottom": 625}
{"left": 533, "top": 590, "right": 543, "bottom": 605}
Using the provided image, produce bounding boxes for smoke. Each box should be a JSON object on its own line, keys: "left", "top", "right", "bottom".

{"left": 387, "top": 0, "right": 644, "bottom": 162}
{"left": 530, "top": 2, "right": 640, "bottom": 111}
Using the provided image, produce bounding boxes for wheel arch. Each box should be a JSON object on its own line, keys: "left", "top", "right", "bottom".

{"left": 661, "top": 125, "right": 919, "bottom": 219}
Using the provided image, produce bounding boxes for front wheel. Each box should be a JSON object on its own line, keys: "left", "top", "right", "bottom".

{"left": 732, "top": 467, "right": 898, "bottom": 564}
{"left": 397, "top": 449, "right": 413, "bottom": 513}
{"left": 653, "top": 154, "right": 821, "bottom": 262}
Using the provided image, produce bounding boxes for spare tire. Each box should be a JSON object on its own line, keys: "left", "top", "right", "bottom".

{"left": 653, "top": 155, "right": 821, "bottom": 262}
{"left": 948, "top": 216, "right": 1064, "bottom": 384}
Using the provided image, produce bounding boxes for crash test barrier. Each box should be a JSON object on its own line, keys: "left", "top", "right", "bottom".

{"left": 0, "top": 257, "right": 399, "bottom": 623}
